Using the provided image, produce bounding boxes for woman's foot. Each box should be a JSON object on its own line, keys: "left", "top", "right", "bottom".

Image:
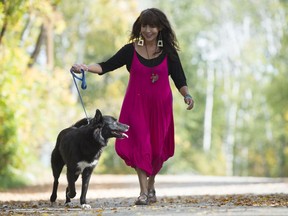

{"left": 135, "top": 193, "right": 149, "bottom": 205}
{"left": 148, "top": 189, "right": 157, "bottom": 203}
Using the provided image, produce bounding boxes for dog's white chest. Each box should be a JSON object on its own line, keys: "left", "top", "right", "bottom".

{"left": 76, "top": 160, "right": 98, "bottom": 175}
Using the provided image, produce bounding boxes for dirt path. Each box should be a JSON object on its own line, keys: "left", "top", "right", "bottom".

{"left": 1, "top": 174, "right": 288, "bottom": 215}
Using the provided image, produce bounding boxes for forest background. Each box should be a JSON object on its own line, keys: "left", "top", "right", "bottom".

{"left": 0, "top": 0, "right": 288, "bottom": 188}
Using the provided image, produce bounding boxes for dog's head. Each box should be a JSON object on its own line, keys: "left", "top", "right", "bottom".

{"left": 90, "top": 109, "right": 129, "bottom": 146}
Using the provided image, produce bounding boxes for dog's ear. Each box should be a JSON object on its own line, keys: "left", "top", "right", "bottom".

{"left": 94, "top": 109, "right": 103, "bottom": 123}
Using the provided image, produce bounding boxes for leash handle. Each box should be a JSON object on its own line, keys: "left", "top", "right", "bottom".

{"left": 70, "top": 69, "right": 87, "bottom": 89}
{"left": 70, "top": 68, "right": 90, "bottom": 124}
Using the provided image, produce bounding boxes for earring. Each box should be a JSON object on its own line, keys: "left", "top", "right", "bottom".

{"left": 157, "top": 32, "right": 163, "bottom": 47}
{"left": 138, "top": 34, "right": 144, "bottom": 46}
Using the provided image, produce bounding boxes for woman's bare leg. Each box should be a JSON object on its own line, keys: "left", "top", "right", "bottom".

{"left": 148, "top": 175, "right": 157, "bottom": 203}
{"left": 148, "top": 175, "right": 155, "bottom": 190}
{"left": 135, "top": 168, "right": 149, "bottom": 205}
{"left": 135, "top": 168, "right": 148, "bottom": 195}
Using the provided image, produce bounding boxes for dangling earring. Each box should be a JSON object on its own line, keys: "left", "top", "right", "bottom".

{"left": 138, "top": 33, "right": 144, "bottom": 46}
{"left": 157, "top": 32, "right": 163, "bottom": 47}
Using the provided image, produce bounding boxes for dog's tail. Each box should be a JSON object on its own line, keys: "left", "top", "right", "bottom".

{"left": 73, "top": 118, "right": 91, "bottom": 128}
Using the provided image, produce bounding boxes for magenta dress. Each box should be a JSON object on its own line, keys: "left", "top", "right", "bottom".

{"left": 115, "top": 50, "right": 174, "bottom": 176}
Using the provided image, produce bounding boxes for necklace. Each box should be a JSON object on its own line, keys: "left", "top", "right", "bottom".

{"left": 145, "top": 45, "right": 159, "bottom": 84}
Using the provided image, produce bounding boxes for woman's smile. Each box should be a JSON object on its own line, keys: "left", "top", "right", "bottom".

{"left": 141, "top": 25, "right": 159, "bottom": 42}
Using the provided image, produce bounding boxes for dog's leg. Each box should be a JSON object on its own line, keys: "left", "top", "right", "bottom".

{"left": 80, "top": 167, "right": 93, "bottom": 208}
{"left": 65, "top": 187, "right": 71, "bottom": 204}
{"left": 50, "top": 148, "right": 65, "bottom": 204}
{"left": 65, "top": 169, "right": 79, "bottom": 204}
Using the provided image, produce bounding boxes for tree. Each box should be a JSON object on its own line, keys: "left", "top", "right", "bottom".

{"left": 0, "top": 0, "right": 75, "bottom": 188}
{"left": 0, "top": 0, "right": 139, "bottom": 187}
{"left": 155, "top": 0, "right": 288, "bottom": 176}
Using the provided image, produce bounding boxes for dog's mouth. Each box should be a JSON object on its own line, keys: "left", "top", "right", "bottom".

{"left": 111, "top": 130, "right": 128, "bottom": 139}
{"left": 112, "top": 124, "right": 129, "bottom": 139}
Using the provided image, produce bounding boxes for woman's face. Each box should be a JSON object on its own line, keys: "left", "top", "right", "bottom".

{"left": 140, "top": 24, "right": 160, "bottom": 44}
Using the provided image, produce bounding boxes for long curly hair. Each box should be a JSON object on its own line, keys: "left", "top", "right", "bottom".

{"left": 129, "top": 8, "right": 180, "bottom": 60}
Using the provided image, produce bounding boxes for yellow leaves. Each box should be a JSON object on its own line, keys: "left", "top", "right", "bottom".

{"left": 178, "top": 194, "right": 288, "bottom": 207}
{"left": 158, "top": 194, "right": 288, "bottom": 207}
{"left": 285, "top": 111, "right": 288, "bottom": 122}
{"left": 1, "top": 194, "right": 288, "bottom": 215}
{"left": 95, "top": 208, "right": 104, "bottom": 216}
{"left": 232, "top": 194, "right": 288, "bottom": 207}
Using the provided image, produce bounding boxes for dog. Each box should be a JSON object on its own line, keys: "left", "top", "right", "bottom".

{"left": 50, "top": 109, "right": 129, "bottom": 208}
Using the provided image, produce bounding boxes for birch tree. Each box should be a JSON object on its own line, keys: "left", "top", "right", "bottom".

{"left": 156, "top": 0, "right": 287, "bottom": 176}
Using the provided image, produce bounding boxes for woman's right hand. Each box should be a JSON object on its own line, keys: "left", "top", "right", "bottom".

{"left": 71, "top": 63, "right": 89, "bottom": 74}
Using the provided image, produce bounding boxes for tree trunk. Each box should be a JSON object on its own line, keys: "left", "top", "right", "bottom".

{"left": 28, "top": 24, "right": 45, "bottom": 68}
{"left": 224, "top": 74, "right": 239, "bottom": 176}
{"left": 0, "top": 20, "right": 7, "bottom": 46}
{"left": 203, "top": 63, "right": 215, "bottom": 151}
{"left": 45, "top": 20, "right": 54, "bottom": 69}
{"left": 224, "top": 102, "right": 238, "bottom": 176}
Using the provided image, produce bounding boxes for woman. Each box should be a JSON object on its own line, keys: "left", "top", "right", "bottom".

{"left": 71, "top": 8, "right": 194, "bottom": 205}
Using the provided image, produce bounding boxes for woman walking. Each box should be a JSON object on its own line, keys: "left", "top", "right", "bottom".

{"left": 71, "top": 8, "right": 194, "bottom": 205}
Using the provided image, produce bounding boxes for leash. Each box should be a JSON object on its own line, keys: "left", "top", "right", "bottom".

{"left": 70, "top": 69, "right": 90, "bottom": 124}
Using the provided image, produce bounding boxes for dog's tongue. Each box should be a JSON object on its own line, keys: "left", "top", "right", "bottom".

{"left": 121, "top": 133, "right": 128, "bottom": 138}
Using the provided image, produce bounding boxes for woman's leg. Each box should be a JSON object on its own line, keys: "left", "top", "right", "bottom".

{"left": 148, "top": 175, "right": 155, "bottom": 190}
{"left": 135, "top": 168, "right": 149, "bottom": 205}
{"left": 136, "top": 168, "right": 148, "bottom": 194}
{"left": 148, "top": 175, "right": 157, "bottom": 203}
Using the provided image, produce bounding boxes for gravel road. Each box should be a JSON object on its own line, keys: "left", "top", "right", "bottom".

{"left": 1, "top": 174, "right": 288, "bottom": 215}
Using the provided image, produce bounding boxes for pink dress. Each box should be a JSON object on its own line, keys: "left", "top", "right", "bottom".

{"left": 115, "top": 49, "right": 174, "bottom": 176}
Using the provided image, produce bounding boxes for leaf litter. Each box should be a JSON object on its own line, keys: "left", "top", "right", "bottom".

{"left": 1, "top": 194, "right": 288, "bottom": 215}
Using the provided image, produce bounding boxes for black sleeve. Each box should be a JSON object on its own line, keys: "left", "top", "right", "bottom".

{"left": 168, "top": 52, "right": 187, "bottom": 90}
{"left": 98, "top": 43, "right": 134, "bottom": 75}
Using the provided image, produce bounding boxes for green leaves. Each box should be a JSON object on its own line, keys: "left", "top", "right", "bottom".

{"left": 155, "top": 0, "right": 288, "bottom": 176}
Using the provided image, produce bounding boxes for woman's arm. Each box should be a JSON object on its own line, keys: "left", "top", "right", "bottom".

{"left": 70, "top": 43, "right": 134, "bottom": 75}
{"left": 71, "top": 63, "right": 102, "bottom": 74}
{"left": 168, "top": 53, "right": 194, "bottom": 110}
{"left": 179, "top": 86, "right": 194, "bottom": 110}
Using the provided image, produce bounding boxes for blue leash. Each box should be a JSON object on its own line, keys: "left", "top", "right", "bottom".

{"left": 70, "top": 69, "right": 90, "bottom": 123}
{"left": 70, "top": 68, "right": 87, "bottom": 89}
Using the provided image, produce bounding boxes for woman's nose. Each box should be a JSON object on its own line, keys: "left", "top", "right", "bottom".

{"left": 144, "top": 26, "right": 151, "bottom": 32}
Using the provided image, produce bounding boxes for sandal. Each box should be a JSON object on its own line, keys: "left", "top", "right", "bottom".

{"left": 148, "top": 189, "right": 157, "bottom": 203}
{"left": 135, "top": 193, "right": 149, "bottom": 205}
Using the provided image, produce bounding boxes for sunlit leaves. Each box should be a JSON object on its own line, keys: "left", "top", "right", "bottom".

{"left": 1, "top": 194, "right": 288, "bottom": 214}
{"left": 155, "top": 0, "right": 288, "bottom": 176}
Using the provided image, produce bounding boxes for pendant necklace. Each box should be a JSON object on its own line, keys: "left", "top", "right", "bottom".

{"left": 145, "top": 44, "right": 159, "bottom": 84}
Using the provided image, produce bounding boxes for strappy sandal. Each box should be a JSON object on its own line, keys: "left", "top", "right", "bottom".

{"left": 148, "top": 189, "right": 157, "bottom": 203}
{"left": 135, "top": 193, "right": 149, "bottom": 205}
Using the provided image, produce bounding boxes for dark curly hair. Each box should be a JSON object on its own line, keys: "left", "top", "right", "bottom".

{"left": 129, "top": 8, "right": 180, "bottom": 60}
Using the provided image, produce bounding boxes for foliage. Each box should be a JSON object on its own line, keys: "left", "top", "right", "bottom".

{"left": 1, "top": 0, "right": 288, "bottom": 189}
{"left": 0, "top": 0, "right": 77, "bottom": 188}
{"left": 0, "top": 0, "right": 138, "bottom": 188}
{"left": 155, "top": 0, "right": 288, "bottom": 176}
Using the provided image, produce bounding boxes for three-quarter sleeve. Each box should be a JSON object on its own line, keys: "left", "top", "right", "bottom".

{"left": 98, "top": 43, "right": 134, "bottom": 75}
{"left": 168, "top": 52, "right": 187, "bottom": 90}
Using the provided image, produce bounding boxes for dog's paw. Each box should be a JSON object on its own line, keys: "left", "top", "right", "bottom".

{"left": 50, "top": 202, "right": 56, "bottom": 207}
{"left": 81, "top": 204, "right": 91, "bottom": 209}
{"left": 64, "top": 202, "right": 72, "bottom": 207}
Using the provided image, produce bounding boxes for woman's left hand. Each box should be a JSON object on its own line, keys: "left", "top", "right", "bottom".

{"left": 184, "top": 95, "right": 194, "bottom": 110}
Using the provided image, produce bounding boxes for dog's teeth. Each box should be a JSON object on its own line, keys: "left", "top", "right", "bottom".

{"left": 123, "top": 133, "right": 128, "bottom": 138}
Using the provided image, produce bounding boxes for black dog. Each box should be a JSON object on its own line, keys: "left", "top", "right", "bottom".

{"left": 50, "top": 109, "right": 129, "bottom": 208}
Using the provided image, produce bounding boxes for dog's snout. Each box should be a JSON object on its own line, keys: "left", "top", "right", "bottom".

{"left": 123, "top": 123, "right": 129, "bottom": 131}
